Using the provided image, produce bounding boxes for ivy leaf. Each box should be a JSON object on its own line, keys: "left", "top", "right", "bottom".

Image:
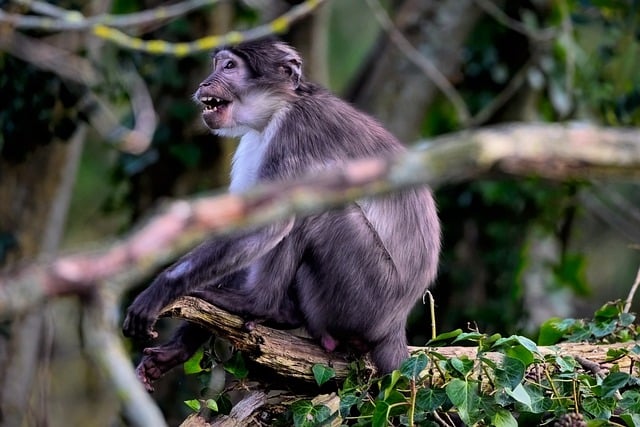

{"left": 380, "top": 370, "right": 403, "bottom": 400}
{"left": 184, "top": 399, "right": 201, "bottom": 412}
{"left": 291, "top": 400, "right": 331, "bottom": 427}
{"left": 427, "top": 328, "right": 463, "bottom": 345}
{"left": 205, "top": 399, "right": 218, "bottom": 412}
{"left": 583, "top": 397, "right": 614, "bottom": 420}
{"left": 183, "top": 347, "right": 205, "bottom": 375}
{"left": 491, "top": 408, "right": 518, "bottom": 427}
{"left": 537, "top": 318, "right": 565, "bottom": 345}
{"left": 505, "top": 383, "right": 532, "bottom": 411}
{"left": 620, "top": 413, "right": 640, "bottom": 427}
{"left": 339, "top": 392, "right": 359, "bottom": 418}
{"left": 223, "top": 352, "right": 248, "bottom": 379}
{"left": 446, "top": 378, "right": 481, "bottom": 425}
{"left": 371, "top": 400, "right": 391, "bottom": 427}
{"left": 620, "top": 390, "right": 640, "bottom": 413}
{"left": 449, "top": 356, "right": 474, "bottom": 376}
{"left": 600, "top": 372, "right": 630, "bottom": 398}
{"left": 591, "top": 320, "right": 617, "bottom": 338}
{"left": 594, "top": 301, "right": 622, "bottom": 321}
{"left": 495, "top": 357, "right": 525, "bottom": 390}
{"left": 416, "top": 387, "right": 448, "bottom": 412}
{"left": 400, "top": 353, "right": 428, "bottom": 380}
{"left": 312, "top": 364, "right": 336, "bottom": 386}
{"left": 524, "top": 384, "right": 552, "bottom": 414}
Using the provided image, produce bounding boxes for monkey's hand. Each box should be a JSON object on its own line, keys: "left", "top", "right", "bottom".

{"left": 122, "top": 283, "right": 168, "bottom": 340}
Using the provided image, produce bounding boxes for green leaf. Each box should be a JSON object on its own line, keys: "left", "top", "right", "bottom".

{"left": 371, "top": 400, "right": 391, "bottom": 427}
{"left": 205, "top": 399, "right": 218, "bottom": 412}
{"left": 595, "top": 301, "right": 622, "bottom": 321}
{"left": 184, "top": 348, "right": 205, "bottom": 375}
{"left": 427, "top": 328, "right": 463, "bottom": 345}
{"left": 591, "top": 320, "right": 617, "bottom": 338}
{"left": 415, "top": 387, "right": 448, "bottom": 412}
{"left": 505, "top": 383, "right": 532, "bottom": 411}
{"left": 620, "top": 390, "right": 640, "bottom": 413}
{"left": 583, "top": 396, "right": 614, "bottom": 420}
{"left": 339, "top": 393, "right": 359, "bottom": 418}
{"left": 620, "top": 312, "right": 636, "bottom": 327}
{"left": 291, "top": 400, "right": 331, "bottom": 427}
{"left": 514, "top": 336, "right": 540, "bottom": 355}
{"left": 312, "top": 364, "right": 336, "bottom": 386}
{"left": 380, "top": 370, "right": 403, "bottom": 401}
{"left": 223, "top": 352, "right": 248, "bottom": 379}
{"left": 400, "top": 353, "right": 428, "bottom": 379}
{"left": 523, "top": 384, "right": 552, "bottom": 414}
{"left": 491, "top": 408, "right": 518, "bottom": 427}
{"left": 453, "top": 332, "right": 485, "bottom": 344}
{"left": 538, "top": 317, "right": 566, "bottom": 345}
{"left": 446, "top": 378, "right": 481, "bottom": 425}
{"left": 449, "top": 356, "right": 474, "bottom": 376}
{"left": 601, "top": 372, "right": 630, "bottom": 398}
{"left": 184, "top": 399, "right": 201, "bottom": 412}
{"left": 620, "top": 413, "right": 640, "bottom": 427}
{"left": 495, "top": 357, "right": 526, "bottom": 390}
{"left": 555, "top": 355, "right": 578, "bottom": 372}
{"left": 505, "top": 344, "right": 535, "bottom": 366}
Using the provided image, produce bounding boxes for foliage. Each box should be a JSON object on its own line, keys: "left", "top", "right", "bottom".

{"left": 290, "top": 301, "right": 640, "bottom": 426}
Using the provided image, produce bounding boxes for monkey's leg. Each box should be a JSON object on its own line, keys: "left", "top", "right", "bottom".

{"left": 135, "top": 321, "right": 209, "bottom": 392}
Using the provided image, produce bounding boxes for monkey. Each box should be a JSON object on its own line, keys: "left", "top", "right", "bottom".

{"left": 122, "top": 39, "right": 441, "bottom": 390}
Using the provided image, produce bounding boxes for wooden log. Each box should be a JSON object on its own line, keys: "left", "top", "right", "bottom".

{"left": 162, "top": 296, "right": 637, "bottom": 382}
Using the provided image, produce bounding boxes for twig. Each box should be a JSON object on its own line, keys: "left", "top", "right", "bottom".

{"left": 365, "top": 0, "right": 470, "bottom": 125}
{"left": 90, "top": 0, "right": 328, "bottom": 56}
{"left": 624, "top": 265, "right": 640, "bottom": 313}
{"left": 2, "top": 0, "right": 220, "bottom": 31}
{"left": 472, "top": 0, "right": 557, "bottom": 41}
{"left": 82, "top": 290, "right": 167, "bottom": 427}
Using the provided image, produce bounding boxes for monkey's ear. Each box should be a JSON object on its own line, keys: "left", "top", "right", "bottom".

{"left": 283, "top": 58, "right": 302, "bottom": 89}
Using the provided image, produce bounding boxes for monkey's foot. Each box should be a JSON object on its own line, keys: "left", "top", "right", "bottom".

{"left": 135, "top": 344, "right": 193, "bottom": 392}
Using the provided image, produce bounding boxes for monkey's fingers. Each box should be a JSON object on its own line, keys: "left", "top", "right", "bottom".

{"left": 122, "top": 309, "right": 159, "bottom": 340}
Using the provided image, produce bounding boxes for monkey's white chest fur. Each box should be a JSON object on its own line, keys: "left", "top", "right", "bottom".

{"left": 228, "top": 107, "right": 289, "bottom": 193}
{"left": 229, "top": 131, "right": 268, "bottom": 193}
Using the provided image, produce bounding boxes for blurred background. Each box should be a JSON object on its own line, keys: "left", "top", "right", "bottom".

{"left": 1, "top": 0, "right": 639, "bottom": 425}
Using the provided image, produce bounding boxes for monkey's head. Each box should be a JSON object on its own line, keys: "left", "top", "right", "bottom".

{"left": 195, "top": 39, "right": 303, "bottom": 136}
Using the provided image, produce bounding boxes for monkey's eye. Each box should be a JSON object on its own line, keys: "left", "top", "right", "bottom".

{"left": 224, "top": 60, "right": 236, "bottom": 70}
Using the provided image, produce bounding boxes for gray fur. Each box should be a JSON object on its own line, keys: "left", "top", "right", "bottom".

{"left": 123, "top": 39, "right": 440, "bottom": 385}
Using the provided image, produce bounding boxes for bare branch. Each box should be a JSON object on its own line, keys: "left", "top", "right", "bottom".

{"left": 472, "top": 0, "right": 557, "bottom": 41}
{"left": 624, "top": 265, "right": 640, "bottom": 313}
{"left": 365, "top": 0, "right": 471, "bottom": 125}
{"left": 90, "top": 0, "right": 329, "bottom": 56}
{"left": 2, "top": 0, "right": 221, "bottom": 31}
{"left": 1, "top": 122, "right": 640, "bottom": 314}
{"left": 82, "top": 291, "right": 167, "bottom": 427}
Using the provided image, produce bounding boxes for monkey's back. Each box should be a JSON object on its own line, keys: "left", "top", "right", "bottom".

{"left": 261, "top": 84, "right": 441, "bottom": 358}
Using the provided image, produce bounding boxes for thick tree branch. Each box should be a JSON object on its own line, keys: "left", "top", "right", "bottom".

{"left": 1, "top": 122, "right": 640, "bottom": 315}
{"left": 162, "top": 296, "right": 637, "bottom": 382}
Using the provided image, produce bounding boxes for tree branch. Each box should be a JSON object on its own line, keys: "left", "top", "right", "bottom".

{"left": 1, "top": 122, "right": 640, "bottom": 315}
{"left": 162, "top": 296, "right": 637, "bottom": 382}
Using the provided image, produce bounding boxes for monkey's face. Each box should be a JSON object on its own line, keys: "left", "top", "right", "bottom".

{"left": 195, "top": 43, "right": 302, "bottom": 136}
{"left": 195, "top": 50, "right": 285, "bottom": 136}
{"left": 195, "top": 50, "right": 248, "bottom": 132}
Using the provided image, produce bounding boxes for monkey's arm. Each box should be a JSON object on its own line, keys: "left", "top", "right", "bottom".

{"left": 122, "top": 219, "right": 294, "bottom": 339}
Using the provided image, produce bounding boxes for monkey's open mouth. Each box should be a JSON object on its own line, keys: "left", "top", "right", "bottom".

{"left": 200, "top": 96, "right": 231, "bottom": 112}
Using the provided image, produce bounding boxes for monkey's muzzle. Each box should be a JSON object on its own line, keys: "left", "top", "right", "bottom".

{"left": 199, "top": 94, "right": 232, "bottom": 129}
{"left": 200, "top": 96, "right": 230, "bottom": 113}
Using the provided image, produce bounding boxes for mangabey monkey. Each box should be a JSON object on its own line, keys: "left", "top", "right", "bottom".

{"left": 123, "top": 39, "right": 440, "bottom": 390}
